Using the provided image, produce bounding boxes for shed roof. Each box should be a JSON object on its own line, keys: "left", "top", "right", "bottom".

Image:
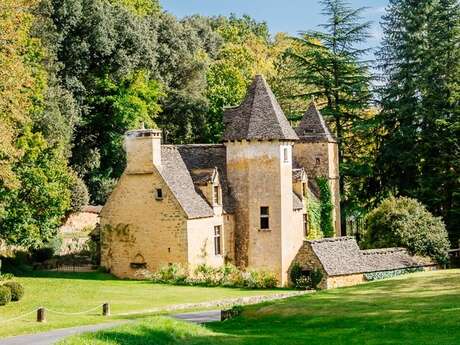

{"left": 223, "top": 75, "right": 298, "bottom": 142}
{"left": 308, "top": 237, "right": 435, "bottom": 277}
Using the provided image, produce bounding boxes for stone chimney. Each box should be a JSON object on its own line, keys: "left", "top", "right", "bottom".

{"left": 124, "top": 128, "right": 162, "bottom": 174}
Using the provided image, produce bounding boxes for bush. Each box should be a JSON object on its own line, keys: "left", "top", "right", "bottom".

{"left": 69, "top": 173, "right": 90, "bottom": 212}
{"left": 31, "top": 247, "right": 55, "bottom": 263}
{"left": 0, "top": 286, "right": 12, "bottom": 306}
{"left": 295, "top": 276, "right": 311, "bottom": 290}
{"left": 309, "top": 269, "right": 324, "bottom": 289}
{"left": 365, "top": 196, "right": 450, "bottom": 264}
{"left": 3, "top": 282, "right": 24, "bottom": 301}
{"left": 152, "top": 263, "right": 278, "bottom": 289}
{"left": 290, "top": 262, "right": 303, "bottom": 287}
{"left": 0, "top": 273, "right": 14, "bottom": 282}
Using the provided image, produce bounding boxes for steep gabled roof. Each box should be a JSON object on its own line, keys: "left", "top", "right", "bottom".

{"left": 160, "top": 146, "right": 214, "bottom": 219}
{"left": 293, "top": 192, "right": 304, "bottom": 211}
{"left": 309, "top": 237, "right": 368, "bottom": 276}
{"left": 295, "top": 102, "right": 336, "bottom": 143}
{"left": 292, "top": 168, "right": 307, "bottom": 183}
{"left": 175, "top": 144, "right": 236, "bottom": 214}
{"left": 223, "top": 75, "right": 299, "bottom": 141}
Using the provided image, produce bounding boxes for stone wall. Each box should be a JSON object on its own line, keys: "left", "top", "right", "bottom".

{"left": 100, "top": 170, "right": 189, "bottom": 278}
{"left": 226, "top": 140, "right": 304, "bottom": 286}
{"left": 326, "top": 273, "right": 365, "bottom": 289}
{"left": 290, "top": 240, "right": 328, "bottom": 289}
{"left": 293, "top": 141, "right": 341, "bottom": 236}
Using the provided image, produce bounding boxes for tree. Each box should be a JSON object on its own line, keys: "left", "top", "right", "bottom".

{"left": 376, "top": 0, "right": 460, "bottom": 245}
{"left": 286, "top": 0, "right": 373, "bottom": 234}
{"left": 0, "top": 129, "right": 72, "bottom": 248}
{"left": 365, "top": 196, "right": 450, "bottom": 264}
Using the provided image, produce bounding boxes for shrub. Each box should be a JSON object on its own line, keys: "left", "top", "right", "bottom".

{"left": 290, "top": 262, "right": 303, "bottom": 286}
{"left": 154, "top": 263, "right": 188, "bottom": 284}
{"left": 3, "top": 282, "right": 24, "bottom": 301}
{"left": 0, "top": 273, "right": 14, "bottom": 282}
{"left": 69, "top": 173, "right": 90, "bottom": 212}
{"left": 316, "top": 177, "right": 334, "bottom": 237}
{"left": 365, "top": 196, "right": 450, "bottom": 264}
{"left": 295, "top": 276, "right": 311, "bottom": 290}
{"left": 0, "top": 286, "right": 12, "bottom": 306}
{"left": 309, "top": 269, "right": 324, "bottom": 289}
{"left": 31, "top": 247, "right": 55, "bottom": 263}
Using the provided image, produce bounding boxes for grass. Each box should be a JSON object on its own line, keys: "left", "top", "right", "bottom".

{"left": 0, "top": 271, "right": 282, "bottom": 338}
{"left": 60, "top": 269, "right": 460, "bottom": 345}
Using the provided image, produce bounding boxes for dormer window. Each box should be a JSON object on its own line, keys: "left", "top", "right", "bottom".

{"left": 213, "top": 185, "right": 221, "bottom": 205}
{"left": 155, "top": 188, "right": 163, "bottom": 200}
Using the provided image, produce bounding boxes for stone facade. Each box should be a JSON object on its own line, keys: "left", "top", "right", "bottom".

{"left": 100, "top": 75, "right": 341, "bottom": 286}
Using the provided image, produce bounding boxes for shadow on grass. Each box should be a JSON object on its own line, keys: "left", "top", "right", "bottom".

{"left": 15, "top": 270, "right": 120, "bottom": 281}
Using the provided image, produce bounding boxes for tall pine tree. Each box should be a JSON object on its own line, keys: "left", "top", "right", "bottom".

{"left": 287, "top": 0, "right": 373, "bottom": 234}
{"left": 377, "top": 0, "right": 460, "bottom": 245}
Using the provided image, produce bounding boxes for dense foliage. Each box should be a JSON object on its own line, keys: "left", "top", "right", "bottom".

{"left": 317, "top": 177, "right": 334, "bottom": 237}
{"left": 365, "top": 197, "right": 450, "bottom": 264}
{"left": 3, "top": 281, "right": 25, "bottom": 301}
{"left": 150, "top": 263, "right": 278, "bottom": 289}
{"left": 0, "top": 286, "right": 12, "bottom": 306}
{"left": 0, "top": 0, "right": 458, "bottom": 250}
{"left": 375, "top": 0, "right": 460, "bottom": 245}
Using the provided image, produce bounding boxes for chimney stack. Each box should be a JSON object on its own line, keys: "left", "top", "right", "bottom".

{"left": 124, "top": 128, "right": 162, "bottom": 174}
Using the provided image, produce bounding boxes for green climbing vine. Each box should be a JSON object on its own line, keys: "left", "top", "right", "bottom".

{"left": 316, "top": 177, "right": 334, "bottom": 237}
{"left": 307, "top": 196, "right": 322, "bottom": 239}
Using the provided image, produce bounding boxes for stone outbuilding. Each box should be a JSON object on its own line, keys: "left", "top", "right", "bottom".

{"left": 100, "top": 75, "right": 341, "bottom": 285}
{"left": 293, "top": 237, "right": 437, "bottom": 289}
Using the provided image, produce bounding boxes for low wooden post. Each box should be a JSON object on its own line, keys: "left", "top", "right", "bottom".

{"left": 37, "top": 307, "right": 46, "bottom": 322}
{"left": 102, "top": 303, "right": 110, "bottom": 316}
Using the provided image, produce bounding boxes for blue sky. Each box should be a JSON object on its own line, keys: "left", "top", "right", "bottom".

{"left": 161, "top": 0, "right": 388, "bottom": 49}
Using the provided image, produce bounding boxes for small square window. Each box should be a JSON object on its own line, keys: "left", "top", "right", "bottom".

{"left": 155, "top": 188, "right": 163, "bottom": 200}
{"left": 260, "top": 207, "right": 270, "bottom": 230}
{"left": 315, "top": 157, "right": 321, "bottom": 165}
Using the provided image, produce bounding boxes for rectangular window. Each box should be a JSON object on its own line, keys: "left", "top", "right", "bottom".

{"left": 213, "top": 185, "right": 221, "bottom": 205}
{"left": 260, "top": 207, "right": 270, "bottom": 230}
{"left": 315, "top": 157, "right": 321, "bottom": 165}
{"left": 283, "top": 147, "right": 289, "bottom": 163}
{"left": 155, "top": 188, "right": 163, "bottom": 200}
{"left": 214, "top": 226, "right": 222, "bottom": 255}
{"left": 303, "top": 214, "right": 308, "bottom": 237}
{"left": 302, "top": 182, "right": 307, "bottom": 198}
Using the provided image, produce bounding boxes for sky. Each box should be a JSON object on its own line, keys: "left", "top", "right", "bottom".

{"left": 160, "top": 0, "right": 389, "bottom": 50}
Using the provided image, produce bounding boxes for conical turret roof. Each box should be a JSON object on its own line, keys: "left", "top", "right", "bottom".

{"left": 223, "top": 75, "right": 298, "bottom": 141}
{"left": 295, "top": 102, "right": 336, "bottom": 143}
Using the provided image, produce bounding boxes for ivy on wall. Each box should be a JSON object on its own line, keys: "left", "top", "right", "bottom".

{"left": 316, "top": 177, "right": 334, "bottom": 237}
{"left": 307, "top": 194, "right": 323, "bottom": 240}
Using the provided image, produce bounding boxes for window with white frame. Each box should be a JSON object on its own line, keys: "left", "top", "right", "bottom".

{"left": 213, "top": 185, "right": 221, "bottom": 205}
{"left": 283, "top": 147, "right": 289, "bottom": 163}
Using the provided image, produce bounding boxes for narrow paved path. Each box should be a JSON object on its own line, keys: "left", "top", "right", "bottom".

{"left": 0, "top": 310, "right": 221, "bottom": 345}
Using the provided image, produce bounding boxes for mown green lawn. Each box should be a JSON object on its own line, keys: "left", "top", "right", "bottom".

{"left": 0, "top": 271, "right": 282, "bottom": 338}
{"left": 60, "top": 269, "right": 460, "bottom": 345}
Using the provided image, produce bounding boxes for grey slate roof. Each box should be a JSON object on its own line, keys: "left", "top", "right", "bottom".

{"left": 309, "top": 237, "right": 369, "bottom": 276}
{"left": 295, "top": 102, "right": 336, "bottom": 143}
{"left": 223, "top": 75, "right": 299, "bottom": 141}
{"left": 175, "top": 144, "right": 236, "bottom": 214}
{"left": 361, "top": 248, "right": 435, "bottom": 272}
{"left": 160, "top": 146, "right": 214, "bottom": 219}
{"left": 308, "top": 237, "right": 434, "bottom": 277}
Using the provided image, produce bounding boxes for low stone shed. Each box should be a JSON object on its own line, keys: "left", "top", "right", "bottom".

{"left": 293, "top": 237, "right": 437, "bottom": 289}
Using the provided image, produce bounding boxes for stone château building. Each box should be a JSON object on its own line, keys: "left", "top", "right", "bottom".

{"left": 100, "top": 75, "right": 341, "bottom": 286}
